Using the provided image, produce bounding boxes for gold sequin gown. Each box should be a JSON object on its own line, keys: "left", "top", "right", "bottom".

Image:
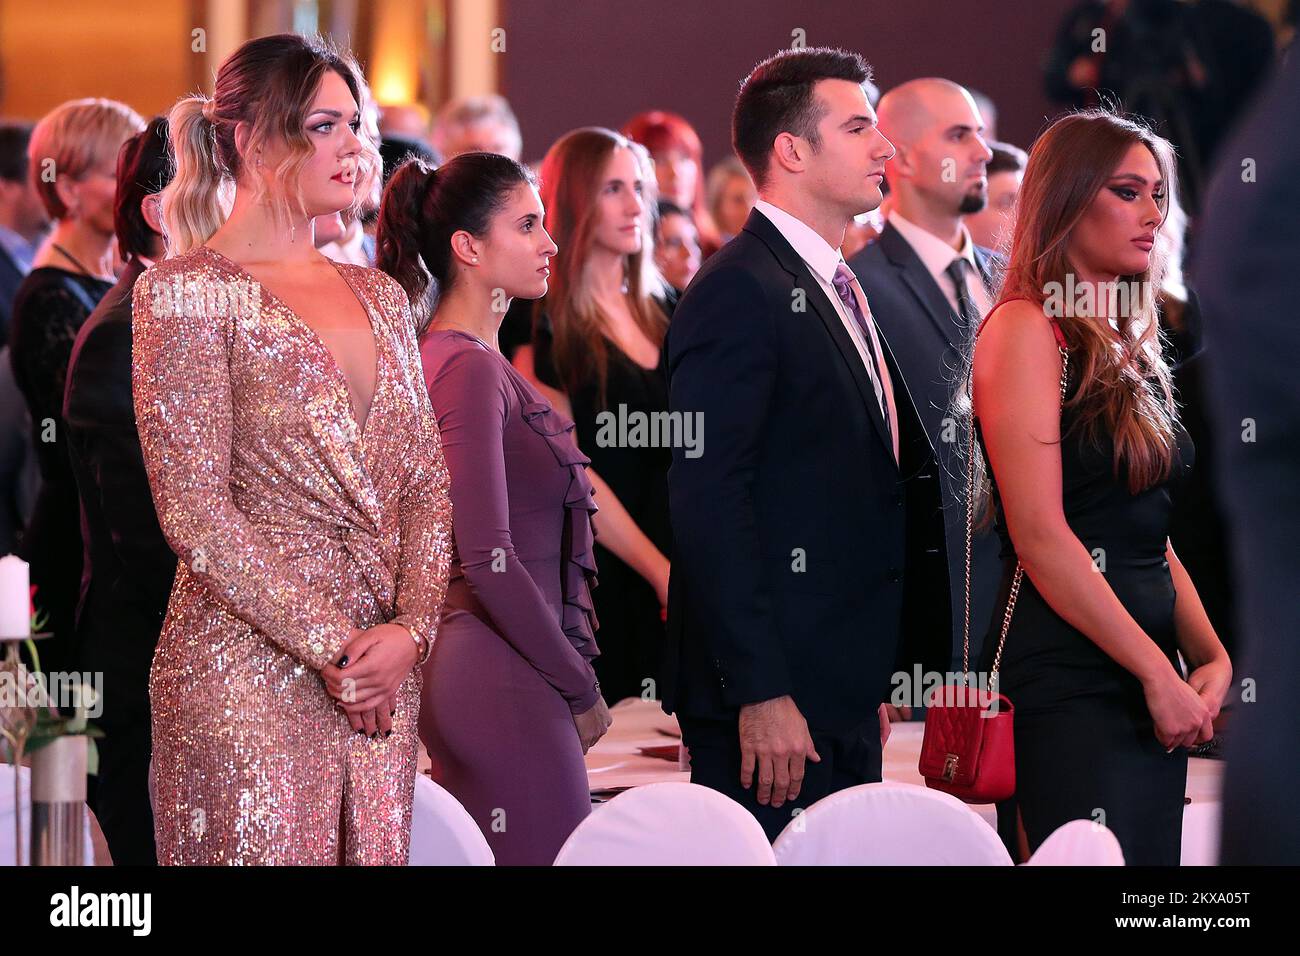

{"left": 131, "top": 246, "right": 452, "bottom": 865}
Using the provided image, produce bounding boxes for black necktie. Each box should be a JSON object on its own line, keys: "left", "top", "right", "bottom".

{"left": 945, "top": 257, "right": 977, "bottom": 331}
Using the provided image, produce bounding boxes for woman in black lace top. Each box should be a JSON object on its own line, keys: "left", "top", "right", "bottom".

{"left": 8, "top": 97, "right": 143, "bottom": 675}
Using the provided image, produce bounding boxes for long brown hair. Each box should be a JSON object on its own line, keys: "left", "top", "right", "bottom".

{"left": 967, "top": 110, "right": 1179, "bottom": 497}
{"left": 536, "top": 127, "right": 669, "bottom": 406}
{"left": 161, "top": 33, "right": 380, "bottom": 255}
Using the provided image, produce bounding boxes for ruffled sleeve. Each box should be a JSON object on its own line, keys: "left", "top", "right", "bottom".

{"left": 424, "top": 338, "right": 600, "bottom": 713}
{"left": 517, "top": 395, "right": 600, "bottom": 663}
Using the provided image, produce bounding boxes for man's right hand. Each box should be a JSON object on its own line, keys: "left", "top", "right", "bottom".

{"left": 738, "top": 695, "right": 821, "bottom": 808}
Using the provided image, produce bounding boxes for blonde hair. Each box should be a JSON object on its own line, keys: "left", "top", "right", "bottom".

{"left": 28, "top": 98, "right": 145, "bottom": 220}
{"left": 161, "top": 33, "right": 381, "bottom": 255}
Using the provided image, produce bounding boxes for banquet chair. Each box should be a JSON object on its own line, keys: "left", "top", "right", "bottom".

{"left": 553, "top": 782, "right": 776, "bottom": 866}
{"left": 0, "top": 764, "right": 96, "bottom": 865}
{"left": 1024, "top": 819, "right": 1125, "bottom": 866}
{"left": 772, "top": 781, "right": 1014, "bottom": 865}
{"left": 408, "top": 773, "right": 495, "bottom": 866}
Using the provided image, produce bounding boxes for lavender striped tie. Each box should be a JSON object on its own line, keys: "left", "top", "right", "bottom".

{"left": 832, "top": 263, "right": 892, "bottom": 446}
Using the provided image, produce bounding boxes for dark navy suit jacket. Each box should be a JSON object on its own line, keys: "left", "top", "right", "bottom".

{"left": 1197, "top": 49, "right": 1300, "bottom": 865}
{"left": 663, "top": 208, "right": 950, "bottom": 732}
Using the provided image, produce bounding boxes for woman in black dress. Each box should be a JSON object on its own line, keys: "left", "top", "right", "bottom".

{"left": 9, "top": 98, "right": 144, "bottom": 676}
{"left": 510, "top": 127, "right": 674, "bottom": 706}
{"left": 968, "top": 111, "right": 1231, "bottom": 865}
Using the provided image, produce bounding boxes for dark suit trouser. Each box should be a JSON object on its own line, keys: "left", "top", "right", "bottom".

{"left": 88, "top": 717, "right": 157, "bottom": 865}
{"left": 679, "top": 713, "right": 883, "bottom": 843}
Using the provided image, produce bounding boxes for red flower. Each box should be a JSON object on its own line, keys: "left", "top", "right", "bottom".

{"left": 29, "top": 584, "right": 37, "bottom": 618}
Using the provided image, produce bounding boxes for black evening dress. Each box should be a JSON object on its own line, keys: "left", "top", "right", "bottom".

{"left": 975, "top": 359, "right": 1194, "bottom": 866}
{"left": 531, "top": 299, "right": 675, "bottom": 705}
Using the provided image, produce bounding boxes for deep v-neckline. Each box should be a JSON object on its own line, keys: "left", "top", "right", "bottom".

{"left": 199, "top": 245, "right": 380, "bottom": 442}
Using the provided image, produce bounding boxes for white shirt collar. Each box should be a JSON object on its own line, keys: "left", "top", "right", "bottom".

{"left": 887, "top": 210, "right": 978, "bottom": 280}
{"left": 753, "top": 199, "right": 844, "bottom": 284}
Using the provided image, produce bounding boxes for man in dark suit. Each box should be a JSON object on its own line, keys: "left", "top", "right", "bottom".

{"left": 849, "top": 78, "right": 1001, "bottom": 675}
{"left": 664, "top": 48, "right": 950, "bottom": 840}
{"left": 1196, "top": 50, "right": 1300, "bottom": 865}
{"left": 64, "top": 118, "right": 176, "bottom": 865}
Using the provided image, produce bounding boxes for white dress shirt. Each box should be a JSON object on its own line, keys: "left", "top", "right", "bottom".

{"left": 888, "top": 210, "right": 993, "bottom": 319}
{"left": 754, "top": 199, "right": 899, "bottom": 461}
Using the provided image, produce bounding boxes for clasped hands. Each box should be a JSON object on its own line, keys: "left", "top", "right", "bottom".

{"left": 321, "top": 623, "right": 419, "bottom": 739}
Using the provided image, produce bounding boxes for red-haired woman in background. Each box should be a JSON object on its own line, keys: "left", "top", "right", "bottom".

{"left": 622, "top": 110, "right": 720, "bottom": 258}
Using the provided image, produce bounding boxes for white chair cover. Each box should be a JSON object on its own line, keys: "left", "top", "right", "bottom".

{"left": 408, "top": 773, "right": 495, "bottom": 866}
{"left": 553, "top": 782, "right": 775, "bottom": 866}
{"left": 773, "top": 781, "right": 1013, "bottom": 865}
{"left": 1025, "top": 819, "right": 1125, "bottom": 865}
{"left": 0, "top": 764, "right": 95, "bottom": 865}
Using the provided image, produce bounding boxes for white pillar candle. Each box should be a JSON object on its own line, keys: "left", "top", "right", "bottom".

{"left": 0, "top": 554, "right": 31, "bottom": 637}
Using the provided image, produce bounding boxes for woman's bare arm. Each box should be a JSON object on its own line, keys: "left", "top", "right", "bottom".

{"left": 975, "top": 301, "right": 1174, "bottom": 684}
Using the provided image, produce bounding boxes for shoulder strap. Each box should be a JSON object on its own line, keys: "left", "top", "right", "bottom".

{"left": 975, "top": 296, "right": 1029, "bottom": 339}
{"left": 975, "top": 298, "right": 1070, "bottom": 351}
{"left": 1047, "top": 318, "right": 1068, "bottom": 351}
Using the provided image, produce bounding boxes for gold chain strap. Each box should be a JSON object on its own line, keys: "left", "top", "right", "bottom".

{"left": 963, "top": 342, "right": 1070, "bottom": 689}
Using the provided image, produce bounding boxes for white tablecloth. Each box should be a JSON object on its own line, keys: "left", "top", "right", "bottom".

{"left": 586, "top": 699, "right": 1223, "bottom": 865}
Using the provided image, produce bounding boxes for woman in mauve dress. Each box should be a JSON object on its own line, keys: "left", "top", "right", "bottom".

{"left": 377, "top": 151, "right": 612, "bottom": 866}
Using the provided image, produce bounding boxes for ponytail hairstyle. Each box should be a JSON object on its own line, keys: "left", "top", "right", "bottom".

{"left": 161, "top": 32, "right": 380, "bottom": 255}
{"left": 375, "top": 151, "right": 536, "bottom": 335}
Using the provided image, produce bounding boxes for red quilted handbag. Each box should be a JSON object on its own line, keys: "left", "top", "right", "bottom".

{"left": 919, "top": 327, "right": 1069, "bottom": 804}
{"left": 919, "top": 683, "right": 1015, "bottom": 803}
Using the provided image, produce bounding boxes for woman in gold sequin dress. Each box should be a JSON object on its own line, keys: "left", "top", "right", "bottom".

{"left": 130, "top": 34, "right": 452, "bottom": 865}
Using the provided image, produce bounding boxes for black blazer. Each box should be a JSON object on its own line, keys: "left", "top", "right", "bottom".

{"left": 663, "top": 208, "right": 950, "bottom": 732}
{"left": 63, "top": 256, "right": 176, "bottom": 723}
{"left": 1197, "top": 49, "right": 1300, "bottom": 865}
{"left": 849, "top": 222, "right": 1002, "bottom": 670}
